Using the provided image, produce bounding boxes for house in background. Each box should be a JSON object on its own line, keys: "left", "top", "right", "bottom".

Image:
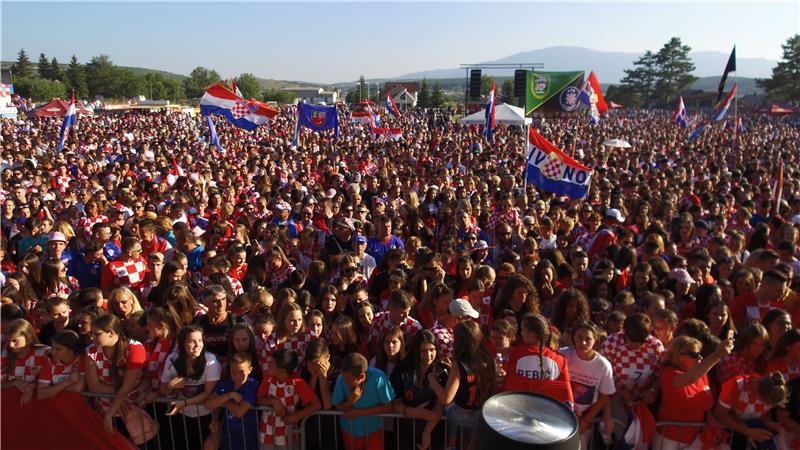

{"left": 284, "top": 87, "right": 338, "bottom": 105}
{"left": 381, "top": 82, "right": 420, "bottom": 110}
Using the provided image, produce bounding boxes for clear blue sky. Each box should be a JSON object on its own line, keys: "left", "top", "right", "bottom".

{"left": 2, "top": 1, "right": 798, "bottom": 84}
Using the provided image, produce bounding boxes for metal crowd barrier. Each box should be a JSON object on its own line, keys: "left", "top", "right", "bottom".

{"left": 81, "top": 393, "right": 744, "bottom": 450}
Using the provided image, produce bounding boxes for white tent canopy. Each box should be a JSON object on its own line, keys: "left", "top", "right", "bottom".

{"left": 458, "top": 103, "right": 532, "bottom": 126}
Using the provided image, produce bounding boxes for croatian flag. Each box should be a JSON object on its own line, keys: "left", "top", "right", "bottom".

{"left": 578, "top": 71, "right": 608, "bottom": 123}
{"left": 713, "top": 83, "right": 737, "bottom": 122}
{"left": 736, "top": 117, "right": 744, "bottom": 135}
{"left": 674, "top": 96, "right": 687, "bottom": 128}
{"left": 484, "top": 80, "right": 496, "bottom": 142}
{"left": 200, "top": 82, "right": 279, "bottom": 131}
{"left": 373, "top": 127, "right": 403, "bottom": 142}
{"left": 525, "top": 127, "right": 592, "bottom": 199}
{"left": 56, "top": 95, "right": 77, "bottom": 153}
{"left": 386, "top": 91, "right": 401, "bottom": 118}
{"left": 207, "top": 116, "right": 224, "bottom": 153}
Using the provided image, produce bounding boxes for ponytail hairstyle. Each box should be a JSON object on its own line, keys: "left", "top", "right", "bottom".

{"left": 521, "top": 313, "right": 556, "bottom": 380}
{"left": 173, "top": 325, "right": 207, "bottom": 380}
{"left": 91, "top": 314, "right": 129, "bottom": 389}
{"left": 757, "top": 371, "right": 789, "bottom": 407}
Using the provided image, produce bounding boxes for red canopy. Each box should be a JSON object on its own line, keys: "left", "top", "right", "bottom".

{"left": 608, "top": 101, "right": 624, "bottom": 109}
{"left": 30, "top": 99, "right": 93, "bottom": 117}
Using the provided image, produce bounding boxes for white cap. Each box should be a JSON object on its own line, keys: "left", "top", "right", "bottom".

{"left": 605, "top": 208, "right": 625, "bottom": 223}
{"left": 449, "top": 299, "right": 479, "bottom": 319}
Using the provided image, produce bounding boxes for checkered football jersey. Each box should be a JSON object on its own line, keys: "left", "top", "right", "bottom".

{"left": 102, "top": 256, "right": 148, "bottom": 291}
{"left": 430, "top": 321, "right": 454, "bottom": 359}
{"left": 369, "top": 311, "right": 423, "bottom": 346}
{"left": 716, "top": 353, "right": 761, "bottom": 384}
{"left": 257, "top": 376, "right": 316, "bottom": 445}
{"left": 85, "top": 340, "right": 146, "bottom": 413}
{"left": 53, "top": 175, "right": 72, "bottom": 193}
{"left": 78, "top": 215, "right": 109, "bottom": 240}
{"left": 39, "top": 354, "right": 84, "bottom": 386}
{"left": 145, "top": 337, "right": 176, "bottom": 390}
{"left": 600, "top": 332, "right": 664, "bottom": 398}
{"left": 259, "top": 332, "right": 314, "bottom": 374}
{"left": 485, "top": 207, "right": 521, "bottom": 231}
{"left": 268, "top": 264, "right": 296, "bottom": 290}
{"left": 1, "top": 346, "right": 51, "bottom": 383}
{"left": 718, "top": 376, "right": 772, "bottom": 420}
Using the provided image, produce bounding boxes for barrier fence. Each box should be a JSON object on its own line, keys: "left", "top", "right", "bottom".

{"left": 81, "top": 393, "right": 760, "bottom": 450}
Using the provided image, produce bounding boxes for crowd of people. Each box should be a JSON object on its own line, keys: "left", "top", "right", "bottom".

{"left": 1, "top": 96, "right": 799, "bottom": 450}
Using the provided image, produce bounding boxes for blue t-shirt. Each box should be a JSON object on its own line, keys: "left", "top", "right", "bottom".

{"left": 214, "top": 376, "right": 260, "bottom": 450}
{"left": 186, "top": 245, "right": 204, "bottom": 273}
{"left": 366, "top": 235, "right": 404, "bottom": 266}
{"left": 332, "top": 367, "right": 395, "bottom": 437}
{"left": 67, "top": 255, "right": 102, "bottom": 289}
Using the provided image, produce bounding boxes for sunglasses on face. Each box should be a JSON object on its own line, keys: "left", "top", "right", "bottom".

{"left": 682, "top": 351, "right": 702, "bottom": 359}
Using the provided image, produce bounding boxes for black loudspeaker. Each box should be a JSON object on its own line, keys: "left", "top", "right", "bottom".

{"left": 514, "top": 69, "right": 527, "bottom": 97}
{"left": 469, "top": 69, "right": 481, "bottom": 98}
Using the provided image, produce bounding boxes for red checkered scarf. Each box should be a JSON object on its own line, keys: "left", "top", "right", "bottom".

{"left": 486, "top": 206, "right": 521, "bottom": 230}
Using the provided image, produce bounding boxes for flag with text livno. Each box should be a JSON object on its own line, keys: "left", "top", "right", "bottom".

{"left": 525, "top": 127, "right": 592, "bottom": 199}
{"left": 200, "top": 82, "right": 279, "bottom": 131}
{"left": 56, "top": 95, "right": 77, "bottom": 153}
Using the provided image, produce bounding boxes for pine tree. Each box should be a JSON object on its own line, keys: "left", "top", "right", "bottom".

{"left": 431, "top": 81, "right": 443, "bottom": 108}
{"left": 50, "top": 57, "right": 64, "bottom": 82}
{"left": 37, "top": 53, "right": 51, "bottom": 79}
{"left": 12, "top": 49, "right": 35, "bottom": 79}
{"left": 418, "top": 78, "right": 430, "bottom": 108}
{"left": 653, "top": 37, "right": 696, "bottom": 105}
{"left": 66, "top": 55, "right": 88, "bottom": 99}
{"left": 621, "top": 51, "right": 659, "bottom": 105}
{"left": 757, "top": 34, "right": 800, "bottom": 101}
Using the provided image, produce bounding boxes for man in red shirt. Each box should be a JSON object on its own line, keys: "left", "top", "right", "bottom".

{"left": 730, "top": 267, "right": 789, "bottom": 328}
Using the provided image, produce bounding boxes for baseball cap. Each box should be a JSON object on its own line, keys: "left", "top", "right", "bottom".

{"left": 669, "top": 268, "right": 694, "bottom": 284}
{"left": 449, "top": 299, "right": 479, "bottom": 319}
{"left": 354, "top": 235, "right": 367, "bottom": 245}
{"left": 471, "top": 240, "right": 492, "bottom": 252}
{"left": 334, "top": 217, "right": 355, "bottom": 231}
{"left": 604, "top": 208, "right": 625, "bottom": 223}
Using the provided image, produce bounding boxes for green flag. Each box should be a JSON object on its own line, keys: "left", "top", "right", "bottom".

{"left": 525, "top": 71, "right": 585, "bottom": 115}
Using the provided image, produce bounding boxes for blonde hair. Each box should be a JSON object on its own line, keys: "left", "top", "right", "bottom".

{"left": 666, "top": 335, "right": 701, "bottom": 368}
{"left": 109, "top": 287, "right": 143, "bottom": 315}
{"left": 52, "top": 220, "right": 76, "bottom": 240}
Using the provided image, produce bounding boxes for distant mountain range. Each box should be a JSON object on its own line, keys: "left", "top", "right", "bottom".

{"left": 392, "top": 46, "right": 776, "bottom": 84}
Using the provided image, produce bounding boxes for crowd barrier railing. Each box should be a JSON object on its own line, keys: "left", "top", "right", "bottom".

{"left": 81, "top": 392, "right": 744, "bottom": 450}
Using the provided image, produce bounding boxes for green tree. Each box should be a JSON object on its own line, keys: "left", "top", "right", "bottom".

{"left": 50, "top": 57, "right": 64, "bottom": 82}
{"left": 431, "top": 81, "right": 443, "bottom": 108}
{"left": 480, "top": 75, "right": 495, "bottom": 96}
{"left": 263, "top": 88, "right": 296, "bottom": 104}
{"left": 66, "top": 55, "right": 88, "bottom": 99}
{"left": 500, "top": 80, "right": 514, "bottom": 104}
{"left": 418, "top": 78, "right": 430, "bottom": 108}
{"left": 85, "top": 55, "right": 118, "bottom": 97}
{"left": 112, "top": 68, "right": 145, "bottom": 98}
{"left": 14, "top": 78, "right": 66, "bottom": 100}
{"left": 757, "top": 34, "right": 800, "bottom": 101}
{"left": 37, "top": 53, "right": 51, "bottom": 79}
{"left": 235, "top": 73, "right": 262, "bottom": 100}
{"left": 183, "top": 66, "right": 221, "bottom": 99}
{"left": 653, "top": 37, "right": 696, "bottom": 105}
{"left": 12, "top": 49, "right": 35, "bottom": 79}
{"left": 605, "top": 84, "right": 643, "bottom": 108}
{"left": 620, "top": 50, "right": 659, "bottom": 105}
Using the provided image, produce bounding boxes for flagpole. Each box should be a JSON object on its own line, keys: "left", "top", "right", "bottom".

{"left": 733, "top": 45, "right": 738, "bottom": 144}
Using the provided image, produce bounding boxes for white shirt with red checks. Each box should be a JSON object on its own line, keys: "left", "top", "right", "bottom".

{"left": 53, "top": 175, "right": 72, "bottom": 193}
{"left": 369, "top": 311, "right": 423, "bottom": 346}
{"left": 600, "top": 332, "right": 664, "bottom": 399}
{"left": 268, "top": 264, "right": 296, "bottom": 290}
{"left": 102, "top": 256, "right": 148, "bottom": 291}
{"left": 145, "top": 337, "right": 175, "bottom": 390}
{"left": 39, "top": 354, "right": 84, "bottom": 386}
{"left": 258, "top": 376, "right": 316, "bottom": 446}
{"left": 78, "top": 215, "right": 109, "bottom": 240}
{"left": 259, "top": 332, "right": 314, "bottom": 374}
{"left": 85, "top": 340, "right": 145, "bottom": 413}
{"left": 1, "top": 346, "right": 51, "bottom": 383}
{"left": 430, "top": 321, "right": 454, "bottom": 359}
{"left": 718, "top": 376, "right": 772, "bottom": 421}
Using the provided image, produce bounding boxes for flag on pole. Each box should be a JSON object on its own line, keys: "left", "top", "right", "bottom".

{"left": 713, "top": 83, "right": 737, "bottom": 121}
{"left": 373, "top": 127, "right": 403, "bottom": 142}
{"left": 688, "top": 124, "right": 707, "bottom": 143}
{"left": 484, "top": 80, "right": 496, "bottom": 141}
{"left": 231, "top": 79, "right": 243, "bottom": 97}
{"left": 673, "top": 96, "right": 687, "bottom": 128}
{"left": 717, "top": 46, "right": 736, "bottom": 103}
{"left": 207, "top": 115, "right": 224, "bottom": 153}
{"left": 525, "top": 127, "right": 592, "bottom": 199}
{"left": 773, "top": 161, "right": 784, "bottom": 215}
{"left": 293, "top": 102, "right": 339, "bottom": 146}
{"left": 200, "top": 82, "right": 279, "bottom": 131}
{"left": 736, "top": 117, "right": 744, "bottom": 135}
{"left": 386, "top": 91, "right": 402, "bottom": 118}
{"left": 578, "top": 71, "right": 608, "bottom": 123}
{"left": 56, "top": 95, "right": 77, "bottom": 153}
